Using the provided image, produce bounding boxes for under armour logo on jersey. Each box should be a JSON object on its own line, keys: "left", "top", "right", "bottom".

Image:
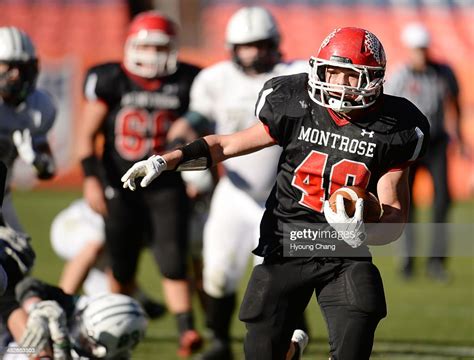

{"left": 361, "top": 129, "right": 374, "bottom": 138}
{"left": 299, "top": 100, "right": 308, "bottom": 109}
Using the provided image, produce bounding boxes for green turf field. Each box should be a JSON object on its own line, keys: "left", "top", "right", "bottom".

{"left": 12, "top": 190, "right": 474, "bottom": 359}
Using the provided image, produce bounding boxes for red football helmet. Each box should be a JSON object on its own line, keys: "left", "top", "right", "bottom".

{"left": 308, "top": 27, "right": 386, "bottom": 113}
{"left": 124, "top": 11, "right": 178, "bottom": 78}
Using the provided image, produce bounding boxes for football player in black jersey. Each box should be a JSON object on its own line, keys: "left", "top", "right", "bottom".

{"left": 121, "top": 27, "right": 430, "bottom": 360}
{"left": 77, "top": 11, "right": 202, "bottom": 357}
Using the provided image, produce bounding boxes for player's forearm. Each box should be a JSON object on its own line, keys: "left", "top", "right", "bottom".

{"left": 366, "top": 206, "right": 406, "bottom": 245}
{"left": 162, "top": 134, "right": 232, "bottom": 170}
{"left": 76, "top": 130, "right": 98, "bottom": 160}
{"left": 77, "top": 128, "right": 102, "bottom": 179}
{"left": 163, "top": 123, "right": 274, "bottom": 171}
{"left": 368, "top": 169, "right": 409, "bottom": 245}
{"left": 77, "top": 101, "right": 107, "bottom": 160}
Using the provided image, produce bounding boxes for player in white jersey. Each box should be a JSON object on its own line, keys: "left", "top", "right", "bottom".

{"left": 0, "top": 26, "right": 56, "bottom": 231}
{"left": 50, "top": 198, "right": 168, "bottom": 319}
{"left": 168, "top": 7, "right": 308, "bottom": 359}
{"left": 50, "top": 199, "right": 109, "bottom": 295}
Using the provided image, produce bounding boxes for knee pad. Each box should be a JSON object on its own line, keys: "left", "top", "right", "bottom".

{"left": 344, "top": 262, "right": 387, "bottom": 319}
{"left": 239, "top": 265, "right": 276, "bottom": 323}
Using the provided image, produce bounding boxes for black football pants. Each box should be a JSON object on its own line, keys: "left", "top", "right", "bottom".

{"left": 404, "top": 137, "right": 451, "bottom": 262}
{"left": 105, "top": 185, "right": 189, "bottom": 283}
{"left": 239, "top": 256, "right": 387, "bottom": 360}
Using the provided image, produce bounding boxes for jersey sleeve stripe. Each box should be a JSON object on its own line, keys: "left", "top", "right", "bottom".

{"left": 84, "top": 73, "right": 98, "bottom": 101}
{"left": 409, "top": 127, "right": 424, "bottom": 162}
{"left": 255, "top": 87, "right": 274, "bottom": 119}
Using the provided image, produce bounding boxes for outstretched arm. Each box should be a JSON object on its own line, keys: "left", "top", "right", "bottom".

{"left": 167, "top": 122, "right": 276, "bottom": 169}
{"left": 122, "top": 122, "right": 276, "bottom": 190}
{"left": 77, "top": 100, "right": 108, "bottom": 215}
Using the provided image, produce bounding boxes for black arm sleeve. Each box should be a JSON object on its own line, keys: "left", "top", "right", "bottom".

{"left": 15, "top": 277, "right": 76, "bottom": 316}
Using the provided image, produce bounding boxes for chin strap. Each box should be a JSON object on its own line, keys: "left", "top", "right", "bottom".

{"left": 327, "top": 97, "right": 353, "bottom": 113}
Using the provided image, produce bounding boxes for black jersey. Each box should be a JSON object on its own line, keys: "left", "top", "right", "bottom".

{"left": 83, "top": 62, "right": 200, "bottom": 188}
{"left": 254, "top": 73, "right": 430, "bottom": 257}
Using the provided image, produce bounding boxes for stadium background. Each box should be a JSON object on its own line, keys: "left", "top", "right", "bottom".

{"left": 1, "top": 0, "right": 473, "bottom": 359}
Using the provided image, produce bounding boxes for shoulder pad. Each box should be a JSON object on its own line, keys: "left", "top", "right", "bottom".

{"left": 84, "top": 62, "right": 122, "bottom": 102}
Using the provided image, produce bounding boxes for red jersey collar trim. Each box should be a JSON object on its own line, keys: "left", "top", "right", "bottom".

{"left": 327, "top": 108, "right": 350, "bottom": 126}
{"left": 120, "top": 63, "right": 162, "bottom": 91}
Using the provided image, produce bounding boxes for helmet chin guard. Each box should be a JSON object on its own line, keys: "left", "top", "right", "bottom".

{"left": 308, "top": 27, "right": 386, "bottom": 113}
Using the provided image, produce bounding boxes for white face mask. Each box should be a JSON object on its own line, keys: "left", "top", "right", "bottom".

{"left": 124, "top": 33, "right": 178, "bottom": 78}
{"left": 307, "top": 57, "right": 384, "bottom": 113}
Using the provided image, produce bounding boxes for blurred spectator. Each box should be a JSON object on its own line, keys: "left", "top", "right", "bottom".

{"left": 386, "top": 23, "right": 466, "bottom": 281}
{"left": 76, "top": 11, "right": 202, "bottom": 357}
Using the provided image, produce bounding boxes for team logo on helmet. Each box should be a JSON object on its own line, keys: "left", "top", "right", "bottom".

{"left": 319, "top": 28, "right": 340, "bottom": 52}
{"left": 364, "top": 30, "right": 386, "bottom": 66}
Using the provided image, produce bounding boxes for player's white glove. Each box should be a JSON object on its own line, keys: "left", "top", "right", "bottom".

{"left": 323, "top": 196, "right": 366, "bottom": 248}
{"left": 20, "top": 304, "right": 51, "bottom": 354}
{"left": 12, "top": 129, "right": 36, "bottom": 165}
{"left": 121, "top": 155, "right": 167, "bottom": 191}
{"left": 21, "top": 300, "right": 71, "bottom": 359}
